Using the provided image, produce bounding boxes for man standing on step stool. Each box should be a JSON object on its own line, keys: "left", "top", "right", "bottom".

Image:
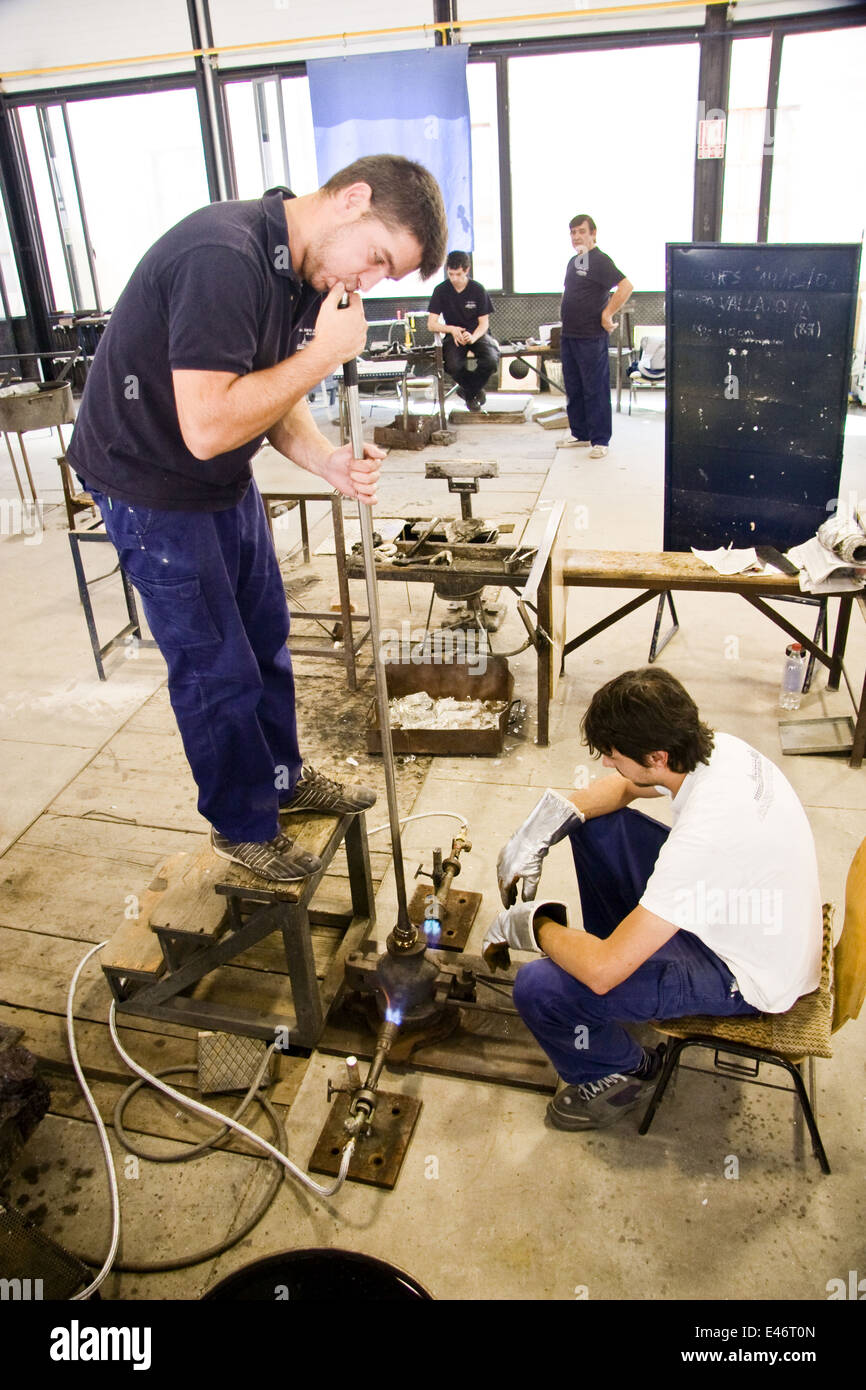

{"left": 68, "top": 156, "right": 448, "bottom": 883}
{"left": 556, "top": 214, "right": 633, "bottom": 460}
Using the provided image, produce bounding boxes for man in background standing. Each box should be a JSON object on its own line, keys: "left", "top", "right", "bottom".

{"left": 557, "top": 214, "right": 632, "bottom": 459}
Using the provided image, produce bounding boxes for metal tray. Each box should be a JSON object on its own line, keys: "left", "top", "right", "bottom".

{"left": 778, "top": 715, "right": 855, "bottom": 756}
{"left": 366, "top": 655, "right": 514, "bottom": 757}
{"left": 0, "top": 382, "right": 74, "bottom": 432}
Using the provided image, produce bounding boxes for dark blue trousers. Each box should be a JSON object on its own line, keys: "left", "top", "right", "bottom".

{"left": 442, "top": 334, "right": 499, "bottom": 397}
{"left": 91, "top": 482, "right": 301, "bottom": 843}
{"left": 512, "top": 809, "right": 759, "bottom": 1084}
{"left": 560, "top": 334, "right": 613, "bottom": 446}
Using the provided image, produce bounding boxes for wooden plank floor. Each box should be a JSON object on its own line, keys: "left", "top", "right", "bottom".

{"left": 0, "top": 661, "right": 429, "bottom": 1159}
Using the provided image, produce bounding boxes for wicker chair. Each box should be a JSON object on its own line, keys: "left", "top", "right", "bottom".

{"left": 638, "top": 838, "right": 866, "bottom": 1173}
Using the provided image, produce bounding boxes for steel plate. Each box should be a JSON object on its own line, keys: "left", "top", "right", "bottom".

{"left": 309, "top": 1090, "right": 422, "bottom": 1190}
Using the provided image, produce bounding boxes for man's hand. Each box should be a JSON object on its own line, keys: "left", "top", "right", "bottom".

{"left": 601, "top": 311, "right": 618, "bottom": 334}
{"left": 482, "top": 900, "right": 569, "bottom": 971}
{"left": 452, "top": 326, "right": 472, "bottom": 345}
{"left": 312, "top": 284, "right": 368, "bottom": 370}
{"left": 497, "top": 788, "right": 585, "bottom": 907}
{"left": 316, "top": 440, "right": 384, "bottom": 504}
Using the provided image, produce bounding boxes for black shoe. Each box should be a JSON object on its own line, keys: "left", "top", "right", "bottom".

{"left": 466, "top": 396, "right": 482, "bottom": 413}
{"left": 477, "top": 388, "right": 487, "bottom": 406}
{"left": 280, "top": 764, "right": 377, "bottom": 816}
{"left": 211, "top": 828, "right": 322, "bottom": 882}
{"left": 546, "top": 1046, "right": 665, "bottom": 1132}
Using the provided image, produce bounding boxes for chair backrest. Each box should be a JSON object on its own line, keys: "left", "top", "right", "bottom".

{"left": 832, "top": 836, "right": 866, "bottom": 1032}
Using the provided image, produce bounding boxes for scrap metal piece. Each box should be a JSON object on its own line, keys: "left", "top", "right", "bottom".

{"left": 425, "top": 458, "right": 499, "bottom": 479}
{"left": 443, "top": 517, "right": 489, "bottom": 545}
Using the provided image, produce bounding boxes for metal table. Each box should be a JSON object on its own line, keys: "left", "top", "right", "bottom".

{"left": 253, "top": 448, "right": 370, "bottom": 691}
{"left": 334, "top": 343, "right": 450, "bottom": 443}
{"left": 561, "top": 550, "right": 866, "bottom": 768}
{"left": 344, "top": 500, "right": 567, "bottom": 745}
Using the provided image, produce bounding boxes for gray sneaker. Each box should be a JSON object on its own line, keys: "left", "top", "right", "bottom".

{"left": 211, "top": 828, "right": 322, "bottom": 882}
{"left": 547, "top": 1053, "right": 663, "bottom": 1131}
{"left": 280, "top": 764, "right": 377, "bottom": 816}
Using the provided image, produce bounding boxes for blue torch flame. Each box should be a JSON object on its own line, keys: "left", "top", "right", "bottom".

{"left": 423, "top": 918, "right": 441, "bottom": 941}
{"left": 384, "top": 1006, "right": 403, "bottom": 1025}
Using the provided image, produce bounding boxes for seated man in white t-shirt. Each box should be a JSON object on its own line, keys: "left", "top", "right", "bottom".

{"left": 483, "top": 666, "right": 822, "bottom": 1132}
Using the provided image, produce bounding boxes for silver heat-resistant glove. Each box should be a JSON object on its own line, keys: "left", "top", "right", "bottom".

{"left": 497, "top": 788, "right": 585, "bottom": 907}
{"left": 482, "top": 900, "right": 570, "bottom": 972}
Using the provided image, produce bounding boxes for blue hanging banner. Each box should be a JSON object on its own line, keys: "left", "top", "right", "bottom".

{"left": 307, "top": 46, "right": 472, "bottom": 253}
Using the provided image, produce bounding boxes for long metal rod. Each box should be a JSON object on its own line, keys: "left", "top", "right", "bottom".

{"left": 342, "top": 348, "right": 412, "bottom": 933}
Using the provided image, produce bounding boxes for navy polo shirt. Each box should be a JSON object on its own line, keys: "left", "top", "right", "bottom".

{"left": 427, "top": 277, "right": 493, "bottom": 334}
{"left": 561, "top": 246, "right": 626, "bottom": 339}
{"left": 68, "top": 190, "right": 323, "bottom": 511}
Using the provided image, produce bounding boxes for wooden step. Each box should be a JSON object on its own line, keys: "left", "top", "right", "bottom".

{"left": 147, "top": 813, "right": 346, "bottom": 935}
{"left": 217, "top": 811, "right": 346, "bottom": 903}
{"left": 100, "top": 851, "right": 190, "bottom": 981}
{"left": 149, "top": 846, "right": 229, "bottom": 942}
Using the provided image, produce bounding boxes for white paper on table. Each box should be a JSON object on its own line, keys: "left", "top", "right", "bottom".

{"left": 788, "top": 536, "right": 866, "bottom": 590}
{"left": 691, "top": 545, "right": 761, "bottom": 576}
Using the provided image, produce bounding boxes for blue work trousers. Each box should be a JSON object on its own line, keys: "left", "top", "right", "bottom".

{"left": 442, "top": 334, "right": 499, "bottom": 397}
{"left": 512, "top": 809, "right": 759, "bottom": 1084}
{"left": 560, "top": 334, "right": 613, "bottom": 446}
{"left": 91, "top": 482, "right": 301, "bottom": 844}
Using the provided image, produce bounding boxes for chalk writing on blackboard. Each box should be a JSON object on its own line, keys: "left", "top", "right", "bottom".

{"left": 665, "top": 242, "right": 860, "bottom": 550}
{"left": 700, "top": 265, "right": 841, "bottom": 291}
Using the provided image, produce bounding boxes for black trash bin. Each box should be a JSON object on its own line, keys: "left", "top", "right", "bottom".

{"left": 203, "top": 1248, "right": 431, "bottom": 1301}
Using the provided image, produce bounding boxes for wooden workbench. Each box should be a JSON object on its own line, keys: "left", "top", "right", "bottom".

{"left": 561, "top": 549, "right": 866, "bottom": 768}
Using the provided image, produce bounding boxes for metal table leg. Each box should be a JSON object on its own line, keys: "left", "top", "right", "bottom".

{"left": 4, "top": 432, "right": 26, "bottom": 504}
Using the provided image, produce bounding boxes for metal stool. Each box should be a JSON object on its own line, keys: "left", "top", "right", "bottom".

{"left": 68, "top": 530, "right": 158, "bottom": 679}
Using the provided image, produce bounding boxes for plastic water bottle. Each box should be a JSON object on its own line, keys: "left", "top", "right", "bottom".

{"left": 779, "top": 642, "right": 807, "bottom": 710}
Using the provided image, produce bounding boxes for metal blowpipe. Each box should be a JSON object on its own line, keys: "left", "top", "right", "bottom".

{"left": 339, "top": 294, "right": 413, "bottom": 935}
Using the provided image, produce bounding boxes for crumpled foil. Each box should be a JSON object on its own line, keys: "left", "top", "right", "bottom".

{"left": 817, "top": 506, "right": 866, "bottom": 565}
{"left": 389, "top": 691, "right": 506, "bottom": 730}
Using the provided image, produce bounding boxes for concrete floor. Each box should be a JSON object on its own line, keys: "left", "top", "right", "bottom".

{"left": 1, "top": 391, "right": 865, "bottom": 1302}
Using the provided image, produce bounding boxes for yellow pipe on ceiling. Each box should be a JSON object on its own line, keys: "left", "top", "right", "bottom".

{"left": 1, "top": 0, "right": 730, "bottom": 83}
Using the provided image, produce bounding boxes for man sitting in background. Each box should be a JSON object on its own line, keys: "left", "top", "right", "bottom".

{"left": 484, "top": 667, "right": 822, "bottom": 1132}
{"left": 427, "top": 251, "right": 499, "bottom": 412}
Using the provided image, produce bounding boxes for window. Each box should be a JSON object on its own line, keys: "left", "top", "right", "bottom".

{"left": 769, "top": 26, "right": 866, "bottom": 272}
{"left": 225, "top": 75, "right": 318, "bottom": 201}
{"left": 18, "top": 105, "right": 86, "bottom": 312}
{"left": 0, "top": 189, "right": 25, "bottom": 318}
{"left": 467, "top": 62, "right": 501, "bottom": 290}
{"left": 508, "top": 44, "right": 700, "bottom": 291}
{"left": 721, "top": 37, "right": 772, "bottom": 243}
{"left": 66, "top": 89, "right": 210, "bottom": 308}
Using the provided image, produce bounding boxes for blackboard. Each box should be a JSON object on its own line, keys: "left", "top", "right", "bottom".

{"left": 665, "top": 243, "right": 861, "bottom": 551}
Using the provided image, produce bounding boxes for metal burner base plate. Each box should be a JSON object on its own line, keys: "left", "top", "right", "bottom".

{"left": 309, "top": 1090, "right": 423, "bottom": 1190}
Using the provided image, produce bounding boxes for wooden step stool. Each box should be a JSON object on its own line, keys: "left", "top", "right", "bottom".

{"left": 101, "top": 812, "right": 374, "bottom": 1048}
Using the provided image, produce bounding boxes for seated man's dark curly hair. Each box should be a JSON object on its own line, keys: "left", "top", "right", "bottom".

{"left": 581, "top": 667, "right": 714, "bottom": 775}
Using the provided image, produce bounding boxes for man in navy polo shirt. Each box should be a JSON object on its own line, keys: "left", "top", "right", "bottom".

{"left": 426, "top": 251, "right": 498, "bottom": 412}
{"left": 69, "top": 155, "right": 447, "bottom": 883}
{"left": 556, "top": 214, "right": 633, "bottom": 459}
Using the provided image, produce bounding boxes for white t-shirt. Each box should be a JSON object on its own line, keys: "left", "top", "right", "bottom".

{"left": 640, "top": 733, "right": 822, "bottom": 1012}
